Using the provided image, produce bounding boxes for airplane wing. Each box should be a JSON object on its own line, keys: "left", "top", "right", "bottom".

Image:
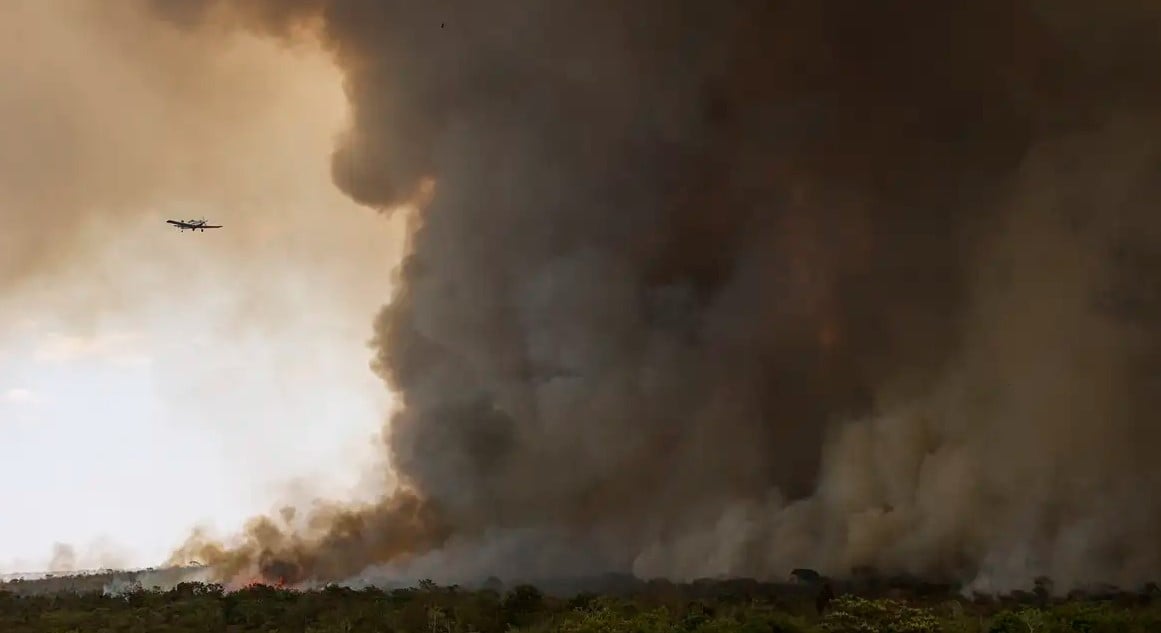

{"left": 166, "top": 220, "right": 221, "bottom": 229}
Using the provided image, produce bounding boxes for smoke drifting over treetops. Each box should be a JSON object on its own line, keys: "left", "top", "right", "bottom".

{"left": 151, "top": 0, "right": 1161, "bottom": 592}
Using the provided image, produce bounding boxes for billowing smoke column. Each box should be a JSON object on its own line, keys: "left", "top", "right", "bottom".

{"left": 153, "top": 0, "right": 1161, "bottom": 593}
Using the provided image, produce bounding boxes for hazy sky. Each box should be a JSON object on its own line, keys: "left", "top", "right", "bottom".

{"left": 0, "top": 0, "right": 405, "bottom": 572}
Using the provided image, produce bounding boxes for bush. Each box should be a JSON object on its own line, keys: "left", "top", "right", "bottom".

{"left": 2, "top": 578, "right": 1160, "bottom": 633}
{"left": 821, "top": 596, "right": 941, "bottom": 633}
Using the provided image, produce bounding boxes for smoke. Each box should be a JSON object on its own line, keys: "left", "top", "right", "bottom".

{"left": 0, "top": 0, "right": 396, "bottom": 324}
{"left": 0, "top": 0, "right": 410, "bottom": 572}
{"left": 45, "top": 540, "right": 130, "bottom": 573}
{"left": 152, "top": 0, "right": 1161, "bottom": 593}
{"left": 48, "top": 544, "right": 77, "bottom": 573}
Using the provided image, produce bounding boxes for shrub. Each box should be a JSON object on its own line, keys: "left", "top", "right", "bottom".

{"left": 821, "top": 595, "right": 941, "bottom": 633}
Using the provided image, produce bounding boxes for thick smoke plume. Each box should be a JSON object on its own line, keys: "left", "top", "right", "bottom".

{"left": 155, "top": 0, "right": 1161, "bottom": 593}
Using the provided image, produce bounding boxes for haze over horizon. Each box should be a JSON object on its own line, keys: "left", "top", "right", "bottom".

{"left": 4, "top": 0, "right": 1161, "bottom": 595}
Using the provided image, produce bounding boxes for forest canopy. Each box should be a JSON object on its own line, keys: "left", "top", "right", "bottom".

{"left": 3, "top": 574, "right": 1160, "bottom": 633}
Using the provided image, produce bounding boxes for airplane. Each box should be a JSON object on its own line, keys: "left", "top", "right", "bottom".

{"left": 166, "top": 218, "right": 222, "bottom": 232}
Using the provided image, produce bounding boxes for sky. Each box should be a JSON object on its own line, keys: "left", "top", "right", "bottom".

{"left": 0, "top": 0, "right": 405, "bottom": 572}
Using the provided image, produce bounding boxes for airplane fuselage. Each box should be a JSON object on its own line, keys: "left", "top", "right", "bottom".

{"left": 166, "top": 219, "right": 222, "bottom": 232}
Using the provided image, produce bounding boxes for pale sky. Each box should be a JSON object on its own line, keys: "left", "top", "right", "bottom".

{"left": 0, "top": 1, "right": 405, "bottom": 572}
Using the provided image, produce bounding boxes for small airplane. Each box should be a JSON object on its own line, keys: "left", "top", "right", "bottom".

{"left": 166, "top": 218, "right": 222, "bottom": 232}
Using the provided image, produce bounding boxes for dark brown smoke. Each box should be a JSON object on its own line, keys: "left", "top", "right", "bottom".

{"left": 171, "top": 489, "right": 449, "bottom": 584}
{"left": 155, "top": 0, "right": 1161, "bottom": 592}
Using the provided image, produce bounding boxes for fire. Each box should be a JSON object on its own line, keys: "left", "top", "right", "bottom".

{"left": 226, "top": 574, "right": 290, "bottom": 592}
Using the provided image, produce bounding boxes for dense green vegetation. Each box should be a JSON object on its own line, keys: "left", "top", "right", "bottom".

{"left": 2, "top": 576, "right": 1160, "bottom": 633}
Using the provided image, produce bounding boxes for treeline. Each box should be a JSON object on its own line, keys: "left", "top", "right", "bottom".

{"left": 1, "top": 565, "right": 199, "bottom": 597}
{"left": 1, "top": 578, "right": 1160, "bottom": 632}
